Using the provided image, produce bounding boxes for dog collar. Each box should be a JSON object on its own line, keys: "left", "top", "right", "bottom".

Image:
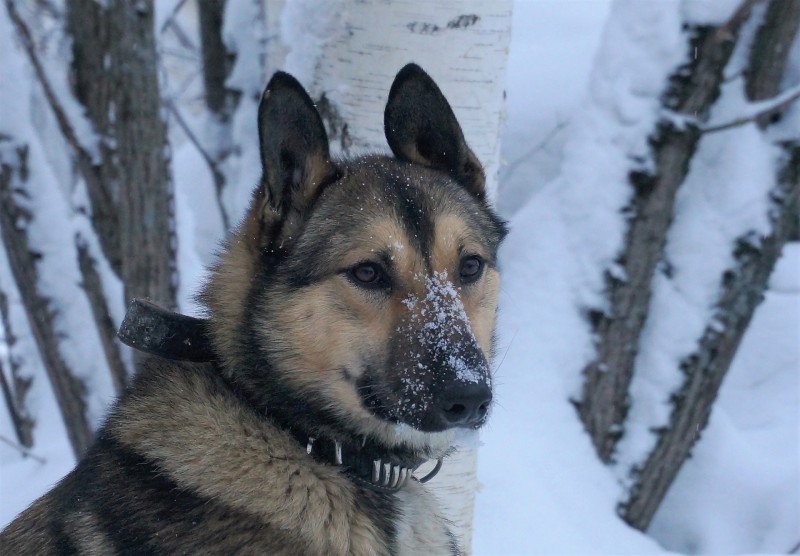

{"left": 118, "top": 299, "right": 445, "bottom": 493}
{"left": 118, "top": 299, "right": 214, "bottom": 362}
{"left": 295, "top": 433, "right": 443, "bottom": 493}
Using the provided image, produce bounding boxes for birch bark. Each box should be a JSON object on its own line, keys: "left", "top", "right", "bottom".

{"left": 280, "top": 1, "right": 512, "bottom": 550}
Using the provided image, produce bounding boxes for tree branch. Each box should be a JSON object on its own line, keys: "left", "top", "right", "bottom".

{"left": 0, "top": 434, "right": 46, "bottom": 464}
{"left": 703, "top": 83, "right": 800, "bottom": 134}
{"left": 66, "top": 0, "right": 178, "bottom": 315}
{"left": 163, "top": 97, "right": 229, "bottom": 229}
{"left": 0, "top": 141, "right": 93, "bottom": 458}
{"left": 6, "top": 0, "right": 122, "bottom": 275}
{"left": 745, "top": 0, "right": 800, "bottom": 124}
{"left": 621, "top": 141, "right": 800, "bottom": 530}
{"left": 500, "top": 119, "right": 569, "bottom": 185}
{"left": 0, "top": 288, "right": 34, "bottom": 448}
{"left": 577, "top": 1, "right": 755, "bottom": 463}
{"left": 619, "top": 0, "right": 800, "bottom": 530}
{"left": 75, "top": 235, "right": 129, "bottom": 393}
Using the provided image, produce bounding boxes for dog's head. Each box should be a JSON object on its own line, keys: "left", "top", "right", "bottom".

{"left": 202, "top": 64, "right": 506, "bottom": 455}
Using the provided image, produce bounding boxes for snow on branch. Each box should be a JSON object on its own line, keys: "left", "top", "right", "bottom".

{"left": 577, "top": 4, "right": 754, "bottom": 465}
{"left": 6, "top": 0, "right": 121, "bottom": 275}
{"left": 0, "top": 142, "right": 93, "bottom": 458}
{"left": 0, "top": 288, "right": 34, "bottom": 448}
{"left": 618, "top": 0, "right": 800, "bottom": 531}
{"left": 703, "top": 83, "right": 800, "bottom": 134}
{"left": 622, "top": 141, "right": 800, "bottom": 531}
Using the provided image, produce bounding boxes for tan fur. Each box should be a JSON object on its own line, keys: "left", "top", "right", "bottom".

{"left": 431, "top": 213, "right": 501, "bottom": 355}
{"left": 113, "top": 363, "right": 387, "bottom": 556}
{"left": 67, "top": 512, "right": 115, "bottom": 556}
{"left": 203, "top": 197, "right": 263, "bottom": 371}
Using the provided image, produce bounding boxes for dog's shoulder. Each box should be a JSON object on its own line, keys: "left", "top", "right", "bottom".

{"left": 1, "top": 360, "right": 394, "bottom": 554}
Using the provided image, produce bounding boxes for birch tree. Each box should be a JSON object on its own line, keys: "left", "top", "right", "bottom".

{"left": 276, "top": 3, "right": 512, "bottom": 549}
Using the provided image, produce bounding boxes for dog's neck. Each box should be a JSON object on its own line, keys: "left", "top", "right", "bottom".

{"left": 118, "top": 298, "right": 443, "bottom": 493}
{"left": 224, "top": 378, "right": 445, "bottom": 494}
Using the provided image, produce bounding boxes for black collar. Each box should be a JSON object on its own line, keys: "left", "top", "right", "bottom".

{"left": 118, "top": 299, "right": 444, "bottom": 493}
{"left": 291, "top": 431, "right": 442, "bottom": 493}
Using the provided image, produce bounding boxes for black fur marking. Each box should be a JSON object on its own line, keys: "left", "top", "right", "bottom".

{"left": 49, "top": 518, "right": 79, "bottom": 556}
{"left": 79, "top": 432, "right": 270, "bottom": 554}
{"left": 385, "top": 63, "right": 485, "bottom": 201}
{"left": 389, "top": 170, "right": 436, "bottom": 265}
{"left": 83, "top": 434, "right": 208, "bottom": 553}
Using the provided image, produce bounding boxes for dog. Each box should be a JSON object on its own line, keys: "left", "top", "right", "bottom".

{"left": 0, "top": 63, "right": 507, "bottom": 555}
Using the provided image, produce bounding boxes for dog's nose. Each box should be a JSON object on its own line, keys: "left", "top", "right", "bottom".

{"left": 436, "top": 382, "right": 492, "bottom": 428}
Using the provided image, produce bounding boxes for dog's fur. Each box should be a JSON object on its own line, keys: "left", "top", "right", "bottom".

{"left": 0, "top": 64, "right": 506, "bottom": 555}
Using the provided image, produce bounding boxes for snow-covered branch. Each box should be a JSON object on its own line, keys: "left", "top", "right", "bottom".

{"left": 703, "top": 83, "right": 800, "bottom": 134}
{"left": 577, "top": 2, "right": 755, "bottom": 466}
{"left": 0, "top": 289, "right": 34, "bottom": 448}
{"left": 619, "top": 0, "right": 800, "bottom": 531}
{"left": 6, "top": 0, "right": 121, "bottom": 275}
{"left": 0, "top": 142, "right": 93, "bottom": 458}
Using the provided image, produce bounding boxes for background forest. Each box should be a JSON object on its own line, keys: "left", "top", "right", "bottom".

{"left": 0, "top": 0, "right": 798, "bottom": 554}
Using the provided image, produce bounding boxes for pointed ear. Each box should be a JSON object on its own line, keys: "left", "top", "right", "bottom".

{"left": 384, "top": 63, "right": 486, "bottom": 201}
{"left": 257, "top": 72, "right": 337, "bottom": 245}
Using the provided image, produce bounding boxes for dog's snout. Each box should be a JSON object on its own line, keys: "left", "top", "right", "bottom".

{"left": 436, "top": 382, "right": 492, "bottom": 428}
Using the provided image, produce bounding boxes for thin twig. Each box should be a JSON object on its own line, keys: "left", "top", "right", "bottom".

{"left": 703, "top": 83, "right": 800, "bottom": 134}
{"left": 0, "top": 434, "right": 46, "bottom": 464}
{"left": 163, "top": 98, "right": 230, "bottom": 229}
{"left": 158, "top": 0, "right": 190, "bottom": 33}
{"left": 6, "top": 0, "right": 97, "bottom": 160}
{"left": 163, "top": 17, "right": 198, "bottom": 52}
{"left": 500, "top": 119, "right": 569, "bottom": 185}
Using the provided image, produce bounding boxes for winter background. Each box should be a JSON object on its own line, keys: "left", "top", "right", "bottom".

{"left": 1, "top": 1, "right": 798, "bottom": 555}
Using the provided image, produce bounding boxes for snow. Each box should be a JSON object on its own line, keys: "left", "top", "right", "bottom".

{"left": 172, "top": 141, "right": 224, "bottom": 315}
{"left": 1, "top": 1, "right": 798, "bottom": 554}
{"left": 651, "top": 245, "right": 800, "bottom": 554}
{"left": 215, "top": 0, "right": 270, "bottom": 226}
{"left": 475, "top": 0, "right": 798, "bottom": 554}
{"left": 682, "top": 0, "right": 743, "bottom": 26}
{"left": 0, "top": 6, "right": 117, "bottom": 426}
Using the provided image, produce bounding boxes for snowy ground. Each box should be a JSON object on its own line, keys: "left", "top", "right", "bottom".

{"left": 1, "top": 1, "right": 798, "bottom": 555}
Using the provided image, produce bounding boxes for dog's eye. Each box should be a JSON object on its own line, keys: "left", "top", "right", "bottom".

{"left": 353, "top": 264, "right": 377, "bottom": 283}
{"left": 459, "top": 256, "right": 484, "bottom": 283}
{"left": 348, "top": 263, "right": 388, "bottom": 289}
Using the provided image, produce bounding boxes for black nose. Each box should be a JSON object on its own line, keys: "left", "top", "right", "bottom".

{"left": 436, "top": 382, "right": 492, "bottom": 428}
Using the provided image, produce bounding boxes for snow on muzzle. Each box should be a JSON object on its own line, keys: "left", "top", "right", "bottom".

{"left": 394, "top": 272, "right": 492, "bottom": 432}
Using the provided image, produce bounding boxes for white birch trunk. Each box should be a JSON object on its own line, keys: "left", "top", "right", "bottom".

{"left": 280, "top": 2, "right": 513, "bottom": 550}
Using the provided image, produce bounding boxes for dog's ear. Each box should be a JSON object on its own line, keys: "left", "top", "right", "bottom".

{"left": 384, "top": 63, "right": 485, "bottom": 201}
{"left": 257, "top": 72, "right": 337, "bottom": 247}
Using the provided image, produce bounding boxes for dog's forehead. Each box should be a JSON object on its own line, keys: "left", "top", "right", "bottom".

{"left": 318, "top": 157, "right": 485, "bottom": 247}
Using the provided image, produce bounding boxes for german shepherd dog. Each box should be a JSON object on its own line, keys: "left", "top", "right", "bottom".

{"left": 0, "top": 64, "right": 506, "bottom": 555}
